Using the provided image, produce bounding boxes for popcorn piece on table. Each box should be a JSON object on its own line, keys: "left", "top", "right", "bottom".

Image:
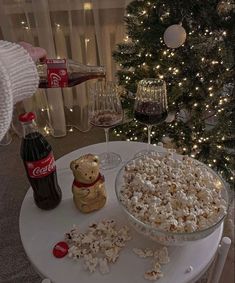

{"left": 99, "top": 258, "right": 110, "bottom": 274}
{"left": 154, "top": 247, "right": 170, "bottom": 264}
{"left": 133, "top": 246, "right": 170, "bottom": 281}
{"left": 64, "top": 219, "right": 132, "bottom": 275}
{"left": 144, "top": 269, "right": 163, "bottom": 281}
{"left": 83, "top": 254, "right": 98, "bottom": 273}
{"left": 133, "top": 248, "right": 154, "bottom": 258}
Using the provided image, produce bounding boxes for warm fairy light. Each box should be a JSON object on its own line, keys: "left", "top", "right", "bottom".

{"left": 194, "top": 103, "right": 198, "bottom": 107}
{"left": 69, "top": 108, "right": 73, "bottom": 112}
{"left": 124, "top": 36, "right": 129, "bottom": 42}
{"left": 156, "top": 65, "right": 160, "bottom": 69}
{"left": 208, "top": 86, "right": 213, "bottom": 90}
{"left": 56, "top": 23, "right": 60, "bottom": 28}
{"left": 69, "top": 127, "right": 73, "bottom": 132}
{"left": 159, "top": 75, "right": 164, "bottom": 79}
{"left": 195, "top": 87, "right": 199, "bottom": 90}
{"left": 222, "top": 31, "right": 227, "bottom": 36}
{"left": 209, "top": 93, "right": 214, "bottom": 97}
{"left": 84, "top": 2, "right": 92, "bottom": 10}
{"left": 213, "top": 159, "right": 217, "bottom": 163}
{"left": 44, "top": 126, "right": 50, "bottom": 135}
{"left": 201, "top": 57, "right": 205, "bottom": 62}
{"left": 163, "top": 51, "right": 167, "bottom": 55}
{"left": 193, "top": 145, "right": 198, "bottom": 149}
{"left": 21, "top": 21, "right": 25, "bottom": 24}
{"left": 25, "top": 26, "right": 29, "bottom": 30}
{"left": 178, "top": 82, "right": 182, "bottom": 86}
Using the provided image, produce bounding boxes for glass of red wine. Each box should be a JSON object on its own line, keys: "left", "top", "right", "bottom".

{"left": 134, "top": 78, "right": 168, "bottom": 155}
{"left": 89, "top": 81, "right": 123, "bottom": 170}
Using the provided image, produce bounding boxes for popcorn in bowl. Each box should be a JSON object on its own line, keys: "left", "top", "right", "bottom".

{"left": 115, "top": 150, "right": 229, "bottom": 245}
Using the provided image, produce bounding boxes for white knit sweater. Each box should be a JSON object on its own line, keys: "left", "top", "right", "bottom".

{"left": 0, "top": 41, "right": 39, "bottom": 141}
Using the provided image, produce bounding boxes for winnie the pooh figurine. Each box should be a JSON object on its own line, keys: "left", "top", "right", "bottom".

{"left": 70, "top": 154, "right": 107, "bottom": 213}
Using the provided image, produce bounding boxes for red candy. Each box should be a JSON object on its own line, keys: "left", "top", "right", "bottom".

{"left": 53, "top": 241, "right": 69, "bottom": 258}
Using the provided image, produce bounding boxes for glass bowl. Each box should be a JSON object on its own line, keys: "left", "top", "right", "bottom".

{"left": 115, "top": 152, "right": 229, "bottom": 246}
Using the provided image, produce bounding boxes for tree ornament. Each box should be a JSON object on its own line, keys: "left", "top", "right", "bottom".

{"left": 177, "top": 108, "right": 191, "bottom": 123}
{"left": 163, "top": 24, "right": 186, "bottom": 48}
{"left": 165, "top": 111, "right": 176, "bottom": 123}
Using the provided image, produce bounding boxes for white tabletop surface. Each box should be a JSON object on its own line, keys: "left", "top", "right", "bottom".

{"left": 19, "top": 141, "right": 223, "bottom": 283}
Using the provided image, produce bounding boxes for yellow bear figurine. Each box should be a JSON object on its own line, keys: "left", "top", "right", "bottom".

{"left": 70, "top": 154, "right": 107, "bottom": 213}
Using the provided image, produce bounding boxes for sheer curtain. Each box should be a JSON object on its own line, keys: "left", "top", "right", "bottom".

{"left": 0, "top": 0, "right": 131, "bottom": 137}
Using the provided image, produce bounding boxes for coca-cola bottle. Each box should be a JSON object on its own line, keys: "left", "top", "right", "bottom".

{"left": 37, "top": 59, "right": 105, "bottom": 88}
{"left": 19, "top": 112, "right": 62, "bottom": 210}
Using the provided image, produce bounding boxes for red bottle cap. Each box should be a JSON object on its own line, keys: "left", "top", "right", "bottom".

{"left": 18, "top": 112, "right": 36, "bottom": 122}
{"left": 53, "top": 241, "right": 69, "bottom": 258}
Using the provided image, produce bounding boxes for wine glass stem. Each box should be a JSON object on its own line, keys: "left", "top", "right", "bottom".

{"left": 104, "top": 128, "right": 110, "bottom": 156}
{"left": 147, "top": 125, "right": 152, "bottom": 152}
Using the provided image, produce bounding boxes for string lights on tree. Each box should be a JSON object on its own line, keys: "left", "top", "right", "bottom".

{"left": 113, "top": 0, "right": 235, "bottom": 185}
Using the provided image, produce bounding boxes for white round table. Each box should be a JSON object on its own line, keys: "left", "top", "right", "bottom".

{"left": 19, "top": 141, "right": 223, "bottom": 283}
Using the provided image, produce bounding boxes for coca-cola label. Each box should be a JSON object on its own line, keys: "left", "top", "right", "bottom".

{"left": 46, "top": 59, "right": 68, "bottom": 88}
{"left": 26, "top": 152, "right": 56, "bottom": 178}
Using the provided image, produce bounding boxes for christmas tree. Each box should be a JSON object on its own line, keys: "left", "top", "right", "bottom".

{"left": 113, "top": 0, "right": 235, "bottom": 185}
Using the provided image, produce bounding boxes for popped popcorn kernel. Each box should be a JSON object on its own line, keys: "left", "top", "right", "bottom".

{"left": 119, "top": 152, "right": 227, "bottom": 235}
{"left": 64, "top": 219, "right": 131, "bottom": 274}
